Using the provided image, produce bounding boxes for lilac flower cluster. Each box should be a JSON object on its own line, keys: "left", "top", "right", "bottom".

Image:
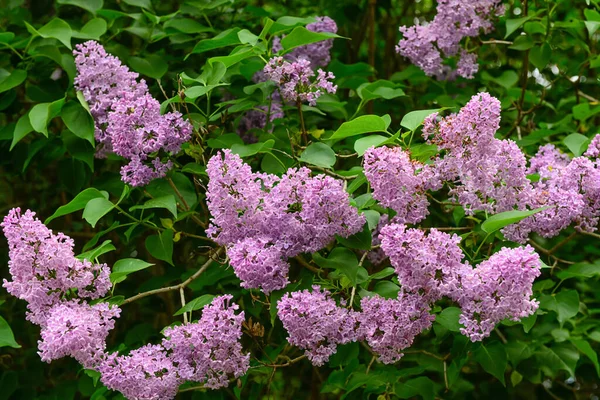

{"left": 422, "top": 92, "right": 532, "bottom": 215}
{"left": 585, "top": 134, "right": 600, "bottom": 158}
{"left": 272, "top": 16, "right": 338, "bottom": 68}
{"left": 458, "top": 246, "right": 541, "bottom": 341}
{"left": 2, "top": 209, "right": 249, "bottom": 399}
{"left": 379, "top": 224, "right": 467, "bottom": 302}
{"left": 503, "top": 153, "right": 600, "bottom": 242}
{"left": 377, "top": 222, "right": 541, "bottom": 342}
{"left": 277, "top": 286, "right": 359, "bottom": 366}
{"left": 263, "top": 57, "right": 337, "bottom": 106}
{"left": 396, "top": 0, "right": 504, "bottom": 79}
{"left": 100, "top": 296, "right": 249, "bottom": 399}
{"left": 2, "top": 208, "right": 112, "bottom": 325}
{"left": 162, "top": 295, "right": 249, "bottom": 389}
{"left": 74, "top": 41, "right": 192, "bottom": 186}
{"left": 206, "top": 150, "right": 364, "bottom": 293}
{"left": 357, "top": 293, "right": 435, "bottom": 364}
{"left": 363, "top": 146, "right": 438, "bottom": 224}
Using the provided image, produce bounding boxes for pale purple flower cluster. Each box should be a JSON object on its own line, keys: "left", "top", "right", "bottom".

{"left": 376, "top": 222, "right": 542, "bottom": 342}
{"left": 585, "top": 134, "right": 600, "bottom": 158}
{"left": 2, "top": 209, "right": 249, "bottom": 399}
{"left": 2, "top": 208, "right": 119, "bottom": 369}
{"left": 379, "top": 224, "right": 467, "bottom": 302}
{"left": 38, "top": 301, "right": 120, "bottom": 369}
{"left": 423, "top": 92, "right": 532, "bottom": 214}
{"left": 457, "top": 246, "right": 541, "bottom": 341}
{"left": 363, "top": 146, "right": 438, "bottom": 224}
{"left": 162, "top": 295, "right": 249, "bottom": 389}
{"left": 99, "top": 344, "right": 180, "bottom": 400}
{"left": 74, "top": 41, "right": 192, "bottom": 186}
{"left": 273, "top": 16, "right": 338, "bottom": 68}
{"left": 2, "top": 208, "right": 112, "bottom": 325}
{"left": 503, "top": 155, "right": 600, "bottom": 242}
{"left": 396, "top": 0, "right": 504, "bottom": 79}
{"left": 99, "top": 295, "right": 248, "bottom": 399}
{"left": 206, "top": 150, "right": 364, "bottom": 293}
{"left": 357, "top": 293, "right": 435, "bottom": 364}
{"left": 277, "top": 286, "right": 359, "bottom": 366}
{"left": 263, "top": 57, "right": 337, "bottom": 106}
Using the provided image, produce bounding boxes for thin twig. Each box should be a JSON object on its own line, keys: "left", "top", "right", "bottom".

{"left": 122, "top": 247, "right": 224, "bottom": 305}
{"left": 294, "top": 256, "right": 324, "bottom": 275}
{"left": 166, "top": 177, "right": 207, "bottom": 228}
{"left": 179, "top": 287, "right": 188, "bottom": 323}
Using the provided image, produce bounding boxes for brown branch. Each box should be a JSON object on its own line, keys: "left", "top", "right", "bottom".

{"left": 122, "top": 247, "right": 224, "bottom": 305}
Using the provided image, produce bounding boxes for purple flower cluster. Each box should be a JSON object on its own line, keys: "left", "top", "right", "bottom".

{"left": 263, "top": 57, "right": 337, "bottom": 106}
{"left": 273, "top": 16, "right": 338, "bottom": 68}
{"left": 2, "top": 208, "right": 112, "bottom": 325}
{"left": 363, "top": 146, "right": 438, "bottom": 224}
{"left": 503, "top": 154, "right": 600, "bottom": 242}
{"left": 423, "top": 92, "right": 532, "bottom": 214}
{"left": 585, "top": 134, "right": 600, "bottom": 158}
{"left": 2, "top": 209, "right": 249, "bottom": 399}
{"left": 357, "top": 293, "right": 435, "bottom": 364}
{"left": 74, "top": 41, "right": 192, "bottom": 186}
{"left": 377, "top": 222, "right": 541, "bottom": 342}
{"left": 99, "top": 344, "right": 180, "bottom": 400}
{"left": 458, "top": 246, "right": 541, "bottom": 341}
{"left": 277, "top": 286, "right": 359, "bottom": 366}
{"left": 379, "top": 224, "right": 467, "bottom": 302}
{"left": 206, "top": 150, "right": 364, "bottom": 293}
{"left": 39, "top": 301, "right": 120, "bottom": 369}
{"left": 396, "top": 0, "right": 504, "bottom": 79}
{"left": 162, "top": 295, "right": 249, "bottom": 389}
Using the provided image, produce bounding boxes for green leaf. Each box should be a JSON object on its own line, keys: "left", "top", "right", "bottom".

{"left": 537, "top": 344, "right": 579, "bottom": 377}
{"left": 336, "top": 223, "right": 372, "bottom": 250}
{"left": 231, "top": 139, "right": 275, "bottom": 157}
{"left": 146, "top": 173, "right": 197, "bottom": 210}
{"left": 61, "top": 101, "right": 95, "bottom": 145}
{"left": 563, "top": 133, "right": 591, "bottom": 157}
{"left": 83, "top": 197, "right": 115, "bottom": 228}
{"left": 0, "top": 32, "right": 15, "bottom": 43}
{"left": 206, "top": 133, "right": 244, "bottom": 149}
{"left": 436, "top": 307, "right": 462, "bottom": 332}
{"left": 0, "top": 316, "right": 20, "bottom": 348}
{"left": 145, "top": 229, "right": 174, "bottom": 265}
{"left": 394, "top": 377, "right": 436, "bottom": 400}
{"left": 46, "top": 188, "right": 107, "bottom": 223}
{"left": 329, "top": 115, "right": 388, "bottom": 140}
{"left": 122, "top": 0, "right": 152, "bottom": 9}
{"left": 129, "top": 55, "right": 168, "bottom": 80}
{"left": 189, "top": 28, "right": 242, "bottom": 55}
{"left": 372, "top": 281, "right": 401, "bottom": 299}
{"left": 280, "top": 26, "right": 341, "bottom": 53}
{"left": 10, "top": 113, "right": 33, "bottom": 150}
{"left": 529, "top": 43, "right": 552, "bottom": 70}
{"left": 368, "top": 267, "right": 395, "bottom": 281}
{"left": 163, "top": 18, "right": 213, "bottom": 34}
{"left": 74, "top": 18, "right": 108, "bottom": 40}
{"left": 354, "top": 134, "right": 389, "bottom": 156}
{"left": 77, "top": 240, "right": 115, "bottom": 261}
{"left": 505, "top": 17, "right": 532, "bottom": 38}
{"left": 0, "top": 69, "right": 26, "bottom": 94}
{"left": 299, "top": 142, "right": 336, "bottom": 168}
{"left": 38, "top": 18, "right": 73, "bottom": 49}
{"left": 539, "top": 290, "right": 580, "bottom": 324}
{"left": 209, "top": 48, "right": 254, "bottom": 68}
{"left": 110, "top": 258, "right": 155, "bottom": 284}
{"left": 173, "top": 294, "right": 215, "bottom": 316}
{"left": 556, "top": 262, "right": 600, "bottom": 280}
{"left": 473, "top": 341, "right": 507, "bottom": 385}
{"left": 400, "top": 108, "right": 442, "bottom": 132}
{"left": 505, "top": 341, "right": 533, "bottom": 368}
{"left": 181, "top": 163, "right": 206, "bottom": 176}
{"left": 130, "top": 195, "right": 178, "bottom": 218}
{"left": 313, "top": 247, "right": 365, "bottom": 285}
{"left": 57, "top": 0, "right": 103, "bottom": 13}
{"left": 29, "top": 98, "right": 65, "bottom": 137}
{"left": 481, "top": 207, "right": 548, "bottom": 234}
{"left": 572, "top": 103, "right": 600, "bottom": 121}
{"left": 570, "top": 339, "right": 600, "bottom": 377}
